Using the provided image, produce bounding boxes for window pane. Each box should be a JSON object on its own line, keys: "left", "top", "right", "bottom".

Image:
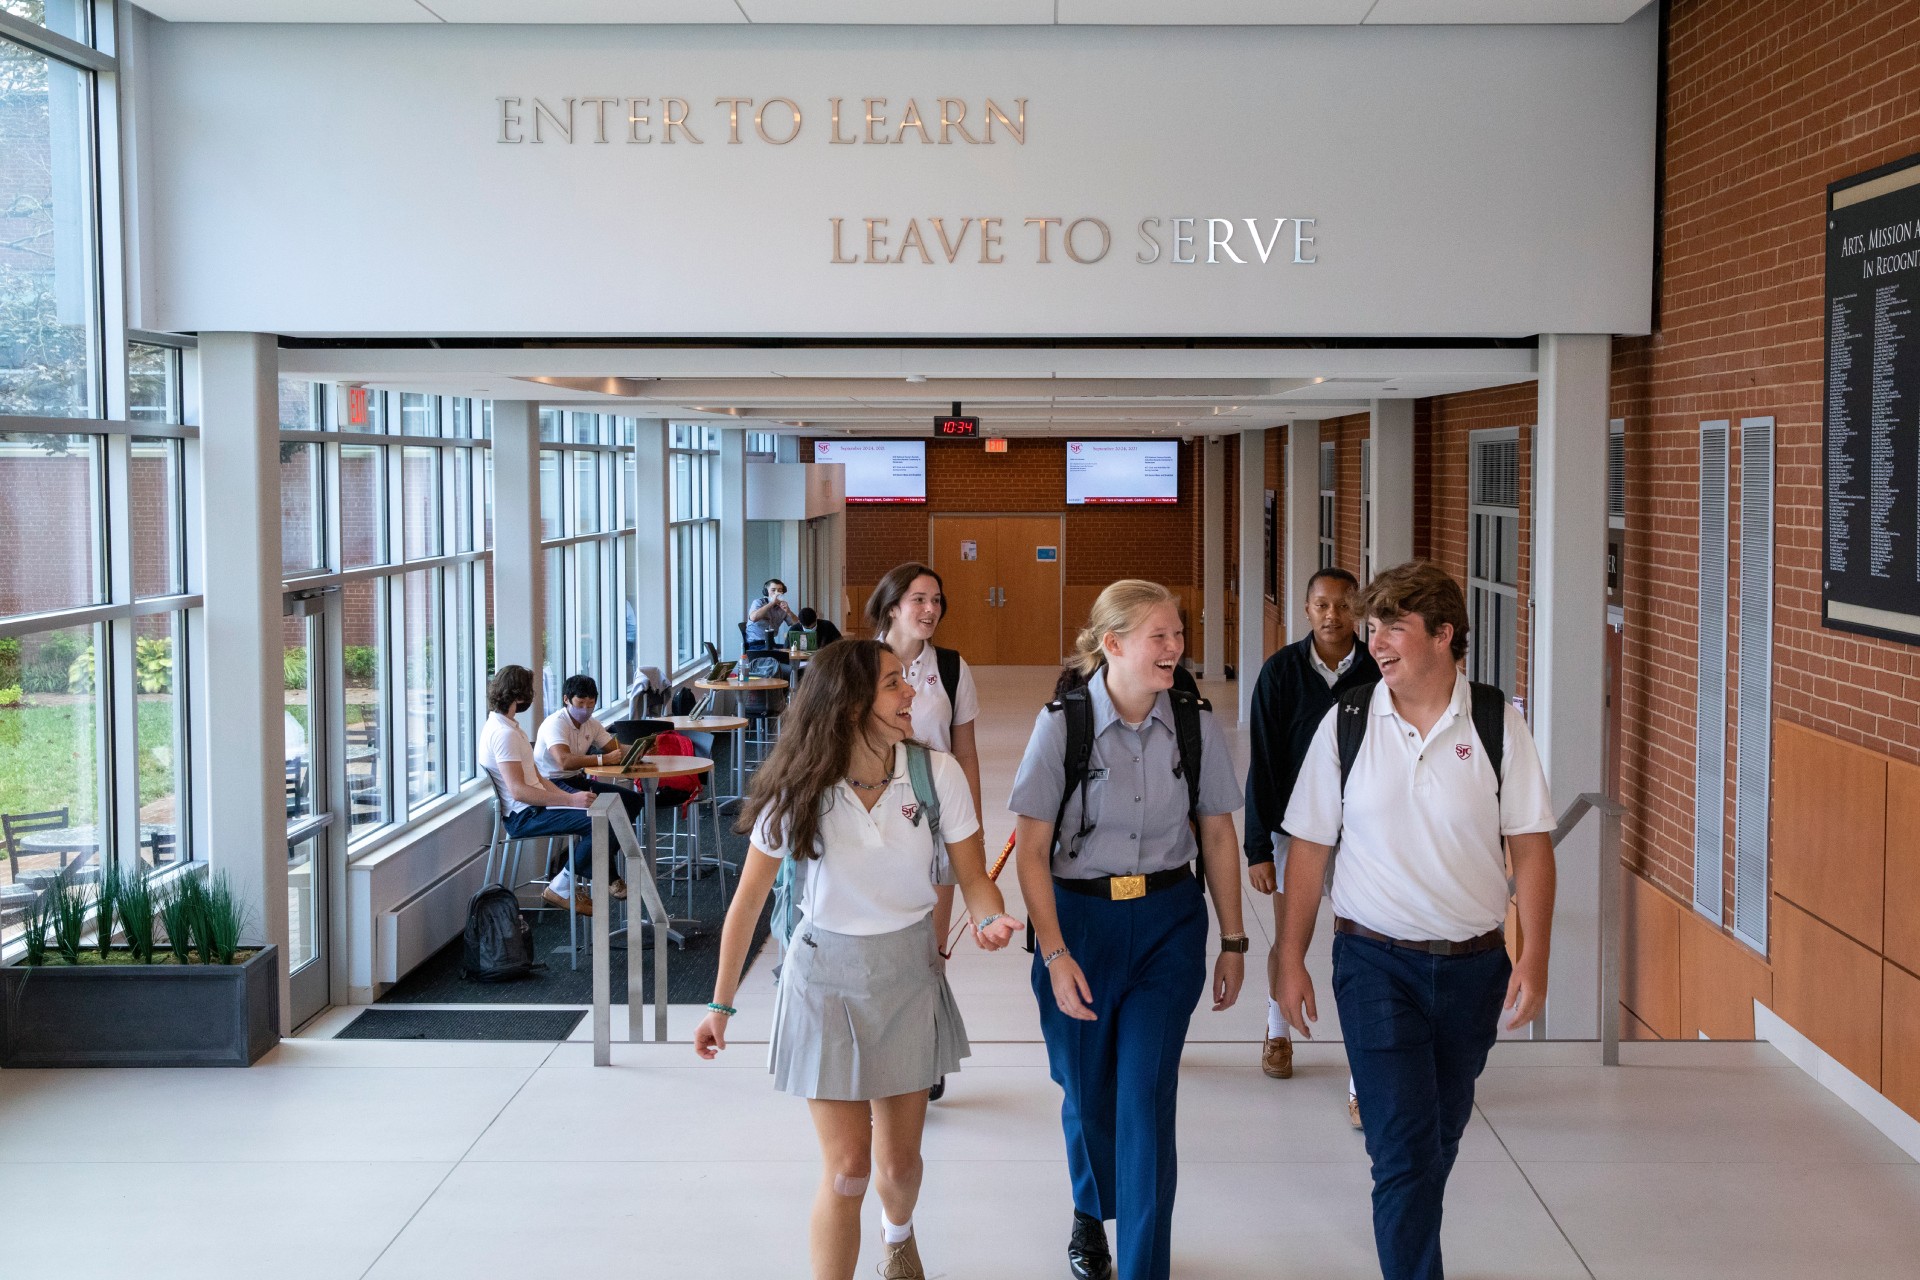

{"left": 542, "top": 546, "right": 563, "bottom": 708}
{"left": 279, "top": 379, "right": 315, "bottom": 430}
{"left": 404, "top": 568, "right": 442, "bottom": 810}
{"left": 2, "top": 1, "right": 89, "bottom": 42}
{"left": 0, "top": 432, "right": 101, "bottom": 616}
{"left": 127, "top": 342, "right": 180, "bottom": 423}
{"left": 401, "top": 445, "right": 440, "bottom": 561}
{"left": 359, "top": 389, "right": 386, "bottom": 434}
{"left": 573, "top": 540, "right": 601, "bottom": 690}
{"left": 483, "top": 447, "right": 494, "bottom": 549}
{"left": 447, "top": 397, "right": 470, "bottom": 439}
{"left": 280, "top": 440, "right": 325, "bottom": 576}
{"left": 135, "top": 612, "right": 184, "bottom": 869}
{"left": 619, "top": 450, "right": 636, "bottom": 529}
{"left": 539, "top": 409, "right": 561, "bottom": 442}
{"left": 619, "top": 533, "right": 636, "bottom": 688}
{"left": 0, "top": 37, "right": 96, "bottom": 418}
{"left": 539, "top": 449, "right": 561, "bottom": 539}
{"left": 340, "top": 443, "right": 386, "bottom": 569}
{"left": 568, "top": 412, "right": 602, "bottom": 444}
{"left": 286, "top": 834, "right": 319, "bottom": 972}
{"left": 0, "top": 621, "right": 101, "bottom": 946}
{"left": 452, "top": 447, "right": 474, "bottom": 554}
{"left": 342, "top": 578, "right": 387, "bottom": 839}
{"left": 572, "top": 450, "right": 601, "bottom": 535}
{"left": 399, "top": 392, "right": 436, "bottom": 437}
{"left": 284, "top": 613, "right": 313, "bottom": 824}
{"left": 131, "top": 437, "right": 182, "bottom": 598}
{"left": 479, "top": 401, "right": 492, "bottom": 441}
{"left": 454, "top": 562, "right": 478, "bottom": 784}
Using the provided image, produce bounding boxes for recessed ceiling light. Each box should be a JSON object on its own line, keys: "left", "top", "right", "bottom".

{"left": 905, "top": 374, "right": 927, "bottom": 384}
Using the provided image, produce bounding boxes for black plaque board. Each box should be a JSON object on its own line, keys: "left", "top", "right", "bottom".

{"left": 1823, "top": 153, "right": 1920, "bottom": 642}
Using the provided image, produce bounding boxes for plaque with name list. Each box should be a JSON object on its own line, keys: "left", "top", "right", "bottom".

{"left": 1823, "top": 152, "right": 1920, "bottom": 643}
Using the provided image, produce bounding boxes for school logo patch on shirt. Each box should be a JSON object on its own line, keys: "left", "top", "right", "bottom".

{"left": 901, "top": 801, "right": 922, "bottom": 824}
{"left": 1455, "top": 743, "right": 1474, "bottom": 761}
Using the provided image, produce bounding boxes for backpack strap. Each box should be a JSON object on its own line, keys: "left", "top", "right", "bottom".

{"left": 1167, "top": 687, "right": 1208, "bottom": 832}
{"left": 903, "top": 741, "right": 945, "bottom": 845}
{"left": 1047, "top": 687, "right": 1097, "bottom": 860}
{"left": 935, "top": 646, "right": 962, "bottom": 730}
{"left": 1336, "top": 681, "right": 1377, "bottom": 795}
{"left": 1469, "top": 681, "right": 1507, "bottom": 803}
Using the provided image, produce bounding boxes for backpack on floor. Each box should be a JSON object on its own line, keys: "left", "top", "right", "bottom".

{"left": 461, "top": 883, "right": 538, "bottom": 983}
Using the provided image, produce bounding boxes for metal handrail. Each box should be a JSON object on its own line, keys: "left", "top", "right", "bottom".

{"left": 1546, "top": 792, "right": 1629, "bottom": 1065}
{"left": 589, "top": 793, "right": 672, "bottom": 1063}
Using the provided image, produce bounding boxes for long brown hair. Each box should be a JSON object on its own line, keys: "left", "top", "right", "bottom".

{"left": 865, "top": 562, "right": 945, "bottom": 639}
{"left": 737, "top": 639, "right": 901, "bottom": 860}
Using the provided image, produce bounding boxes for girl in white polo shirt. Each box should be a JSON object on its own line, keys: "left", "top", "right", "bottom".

{"left": 695, "top": 639, "right": 1017, "bottom": 1280}
{"left": 867, "top": 561, "right": 983, "bottom": 1101}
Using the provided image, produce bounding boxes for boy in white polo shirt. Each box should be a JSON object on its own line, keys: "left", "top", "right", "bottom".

{"left": 1276, "top": 560, "right": 1557, "bottom": 1280}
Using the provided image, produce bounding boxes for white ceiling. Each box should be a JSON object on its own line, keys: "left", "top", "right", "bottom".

{"left": 136, "top": 0, "right": 1654, "bottom": 24}
{"left": 278, "top": 344, "right": 1540, "bottom": 435}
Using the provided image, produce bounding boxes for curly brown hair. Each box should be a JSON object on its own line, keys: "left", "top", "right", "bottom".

{"left": 1355, "top": 560, "right": 1470, "bottom": 661}
{"left": 736, "top": 639, "right": 908, "bottom": 860}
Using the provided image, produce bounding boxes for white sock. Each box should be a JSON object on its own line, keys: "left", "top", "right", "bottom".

{"left": 1266, "top": 998, "right": 1291, "bottom": 1041}
{"left": 550, "top": 868, "right": 574, "bottom": 896}
{"left": 883, "top": 1215, "right": 912, "bottom": 1245}
{"left": 1349, "top": 1074, "right": 1357, "bottom": 1099}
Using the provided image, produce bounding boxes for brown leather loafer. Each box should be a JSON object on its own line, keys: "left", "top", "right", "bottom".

{"left": 1348, "top": 1094, "right": 1364, "bottom": 1130}
{"left": 541, "top": 885, "right": 592, "bottom": 916}
{"left": 1261, "top": 1035, "right": 1294, "bottom": 1079}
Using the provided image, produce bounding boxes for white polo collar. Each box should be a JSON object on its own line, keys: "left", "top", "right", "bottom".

{"left": 1371, "top": 671, "right": 1470, "bottom": 721}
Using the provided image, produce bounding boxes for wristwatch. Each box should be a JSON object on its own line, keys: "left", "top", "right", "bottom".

{"left": 1218, "top": 934, "right": 1250, "bottom": 954}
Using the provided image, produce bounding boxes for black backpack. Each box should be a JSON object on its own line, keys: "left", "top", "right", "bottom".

{"left": 461, "top": 884, "right": 539, "bottom": 982}
{"left": 1047, "top": 675, "right": 1209, "bottom": 860}
{"left": 1334, "top": 680, "right": 1508, "bottom": 800}
{"left": 934, "top": 646, "right": 962, "bottom": 728}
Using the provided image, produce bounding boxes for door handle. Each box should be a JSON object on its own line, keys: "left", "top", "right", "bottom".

{"left": 987, "top": 589, "right": 997, "bottom": 608}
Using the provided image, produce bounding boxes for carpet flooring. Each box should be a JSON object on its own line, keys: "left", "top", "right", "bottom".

{"left": 335, "top": 1008, "right": 586, "bottom": 1040}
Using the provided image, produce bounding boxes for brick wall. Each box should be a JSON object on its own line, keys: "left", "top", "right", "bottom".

{"left": 1609, "top": 0, "right": 1920, "bottom": 916}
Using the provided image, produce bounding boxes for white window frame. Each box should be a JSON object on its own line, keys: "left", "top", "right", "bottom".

{"left": 1467, "top": 426, "right": 1522, "bottom": 694}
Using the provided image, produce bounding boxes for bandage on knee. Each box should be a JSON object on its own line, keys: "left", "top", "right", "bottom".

{"left": 832, "top": 1173, "right": 869, "bottom": 1197}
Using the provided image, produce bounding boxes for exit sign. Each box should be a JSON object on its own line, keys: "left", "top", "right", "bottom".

{"left": 936, "top": 415, "right": 980, "bottom": 437}
{"left": 984, "top": 437, "right": 1009, "bottom": 453}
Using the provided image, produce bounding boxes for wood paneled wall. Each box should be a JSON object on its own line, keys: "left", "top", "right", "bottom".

{"left": 1622, "top": 869, "right": 1771, "bottom": 1042}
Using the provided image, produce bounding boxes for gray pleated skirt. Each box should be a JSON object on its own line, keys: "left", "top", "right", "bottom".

{"left": 768, "top": 914, "right": 970, "bottom": 1101}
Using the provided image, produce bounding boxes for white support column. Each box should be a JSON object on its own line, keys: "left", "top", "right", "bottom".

{"left": 1203, "top": 436, "right": 1227, "bottom": 679}
{"left": 1369, "top": 399, "right": 1416, "bottom": 572}
{"left": 632, "top": 419, "right": 672, "bottom": 679}
{"left": 1533, "top": 333, "right": 1612, "bottom": 1040}
{"left": 1284, "top": 420, "right": 1323, "bottom": 643}
{"left": 1237, "top": 429, "right": 1269, "bottom": 723}
{"left": 491, "top": 401, "right": 544, "bottom": 727}
{"left": 719, "top": 429, "right": 748, "bottom": 651}
{"left": 197, "top": 333, "right": 289, "bottom": 1027}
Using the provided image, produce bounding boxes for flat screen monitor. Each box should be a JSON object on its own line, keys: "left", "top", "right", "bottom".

{"left": 813, "top": 439, "right": 927, "bottom": 504}
{"left": 1065, "top": 440, "right": 1179, "bottom": 505}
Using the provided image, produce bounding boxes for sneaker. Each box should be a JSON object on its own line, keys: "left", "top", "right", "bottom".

{"left": 1261, "top": 1035, "right": 1294, "bottom": 1079}
{"left": 541, "top": 884, "right": 592, "bottom": 916}
{"left": 1348, "top": 1094, "right": 1363, "bottom": 1130}
{"left": 878, "top": 1233, "right": 925, "bottom": 1280}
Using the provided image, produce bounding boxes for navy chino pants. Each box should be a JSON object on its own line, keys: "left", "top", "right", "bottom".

{"left": 1332, "top": 930, "right": 1510, "bottom": 1280}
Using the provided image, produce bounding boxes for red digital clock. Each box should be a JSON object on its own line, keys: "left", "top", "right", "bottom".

{"left": 936, "top": 415, "right": 980, "bottom": 437}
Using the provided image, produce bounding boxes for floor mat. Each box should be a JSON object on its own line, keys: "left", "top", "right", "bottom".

{"left": 334, "top": 1008, "right": 586, "bottom": 1040}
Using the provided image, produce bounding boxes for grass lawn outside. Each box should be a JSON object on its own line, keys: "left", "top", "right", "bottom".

{"left": 0, "top": 699, "right": 178, "bottom": 822}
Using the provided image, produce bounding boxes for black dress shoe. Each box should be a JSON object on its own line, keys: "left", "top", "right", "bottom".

{"left": 1068, "top": 1210, "right": 1111, "bottom": 1280}
{"left": 928, "top": 1076, "right": 946, "bottom": 1102}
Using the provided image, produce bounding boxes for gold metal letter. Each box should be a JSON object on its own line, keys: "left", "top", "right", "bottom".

{"left": 497, "top": 97, "right": 524, "bottom": 144}
{"left": 830, "top": 218, "right": 857, "bottom": 264}
{"left": 939, "top": 98, "right": 979, "bottom": 145}
{"left": 1025, "top": 217, "right": 1062, "bottom": 264}
{"left": 627, "top": 98, "right": 652, "bottom": 144}
{"left": 1064, "top": 218, "right": 1111, "bottom": 264}
{"left": 894, "top": 99, "right": 933, "bottom": 145}
{"left": 580, "top": 96, "right": 620, "bottom": 144}
{"left": 931, "top": 217, "right": 972, "bottom": 263}
{"left": 715, "top": 97, "right": 752, "bottom": 144}
{"left": 864, "top": 98, "right": 890, "bottom": 145}
{"left": 979, "top": 217, "right": 1004, "bottom": 264}
{"left": 984, "top": 98, "right": 1027, "bottom": 145}
{"left": 864, "top": 217, "right": 891, "bottom": 264}
{"left": 662, "top": 98, "right": 703, "bottom": 145}
{"left": 896, "top": 219, "right": 933, "bottom": 264}
{"left": 755, "top": 98, "right": 803, "bottom": 145}
{"left": 531, "top": 98, "right": 575, "bottom": 144}
{"left": 829, "top": 98, "right": 857, "bottom": 145}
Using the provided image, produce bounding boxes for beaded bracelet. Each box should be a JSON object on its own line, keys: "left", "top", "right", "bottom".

{"left": 1042, "top": 946, "right": 1070, "bottom": 968}
{"left": 706, "top": 1001, "right": 737, "bottom": 1017}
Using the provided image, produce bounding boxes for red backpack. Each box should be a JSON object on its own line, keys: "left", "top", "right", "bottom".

{"left": 650, "top": 730, "right": 704, "bottom": 806}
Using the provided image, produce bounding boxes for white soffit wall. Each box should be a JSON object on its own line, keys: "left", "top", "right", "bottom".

{"left": 143, "top": 16, "right": 1657, "bottom": 337}
{"left": 136, "top": 1, "right": 1657, "bottom": 23}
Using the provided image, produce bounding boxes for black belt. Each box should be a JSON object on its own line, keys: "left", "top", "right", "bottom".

{"left": 1054, "top": 866, "right": 1192, "bottom": 901}
{"left": 1335, "top": 917, "right": 1505, "bottom": 957}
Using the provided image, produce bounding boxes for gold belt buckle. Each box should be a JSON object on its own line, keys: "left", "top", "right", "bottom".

{"left": 1110, "top": 874, "right": 1147, "bottom": 901}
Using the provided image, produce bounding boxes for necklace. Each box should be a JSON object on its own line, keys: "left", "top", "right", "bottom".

{"left": 846, "top": 773, "right": 896, "bottom": 792}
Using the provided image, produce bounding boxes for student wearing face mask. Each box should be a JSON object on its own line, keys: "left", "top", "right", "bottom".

{"left": 866, "top": 563, "right": 983, "bottom": 1101}
{"left": 532, "top": 673, "right": 640, "bottom": 907}
{"left": 1009, "top": 580, "right": 1247, "bottom": 1280}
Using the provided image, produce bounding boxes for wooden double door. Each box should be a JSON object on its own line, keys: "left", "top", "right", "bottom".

{"left": 930, "top": 516, "right": 1063, "bottom": 665}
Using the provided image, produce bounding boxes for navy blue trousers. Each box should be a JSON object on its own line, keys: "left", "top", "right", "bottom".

{"left": 1033, "top": 876, "right": 1207, "bottom": 1280}
{"left": 1332, "top": 930, "right": 1511, "bottom": 1280}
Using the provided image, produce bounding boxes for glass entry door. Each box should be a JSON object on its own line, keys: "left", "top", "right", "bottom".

{"left": 283, "top": 601, "right": 334, "bottom": 1026}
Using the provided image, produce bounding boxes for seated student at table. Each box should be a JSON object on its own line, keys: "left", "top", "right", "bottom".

{"left": 746, "top": 578, "right": 800, "bottom": 648}
{"left": 535, "top": 674, "right": 646, "bottom": 825}
{"left": 794, "top": 606, "right": 843, "bottom": 650}
{"left": 480, "top": 664, "right": 625, "bottom": 915}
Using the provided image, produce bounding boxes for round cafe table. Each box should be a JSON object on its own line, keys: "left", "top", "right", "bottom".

{"left": 665, "top": 716, "right": 749, "bottom": 805}
{"left": 693, "top": 676, "right": 789, "bottom": 795}
{"left": 585, "top": 755, "right": 725, "bottom": 926}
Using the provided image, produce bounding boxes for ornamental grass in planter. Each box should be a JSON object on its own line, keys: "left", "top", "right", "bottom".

{"left": 2, "top": 868, "right": 280, "bottom": 1068}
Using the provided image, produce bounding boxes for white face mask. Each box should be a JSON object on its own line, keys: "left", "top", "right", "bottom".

{"left": 567, "top": 705, "right": 591, "bottom": 726}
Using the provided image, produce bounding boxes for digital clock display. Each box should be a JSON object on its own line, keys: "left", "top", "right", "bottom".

{"left": 936, "top": 416, "right": 980, "bottom": 437}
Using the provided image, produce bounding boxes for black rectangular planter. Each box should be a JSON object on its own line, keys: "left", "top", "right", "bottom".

{"left": 1, "top": 945, "right": 280, "bottom": 1068}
